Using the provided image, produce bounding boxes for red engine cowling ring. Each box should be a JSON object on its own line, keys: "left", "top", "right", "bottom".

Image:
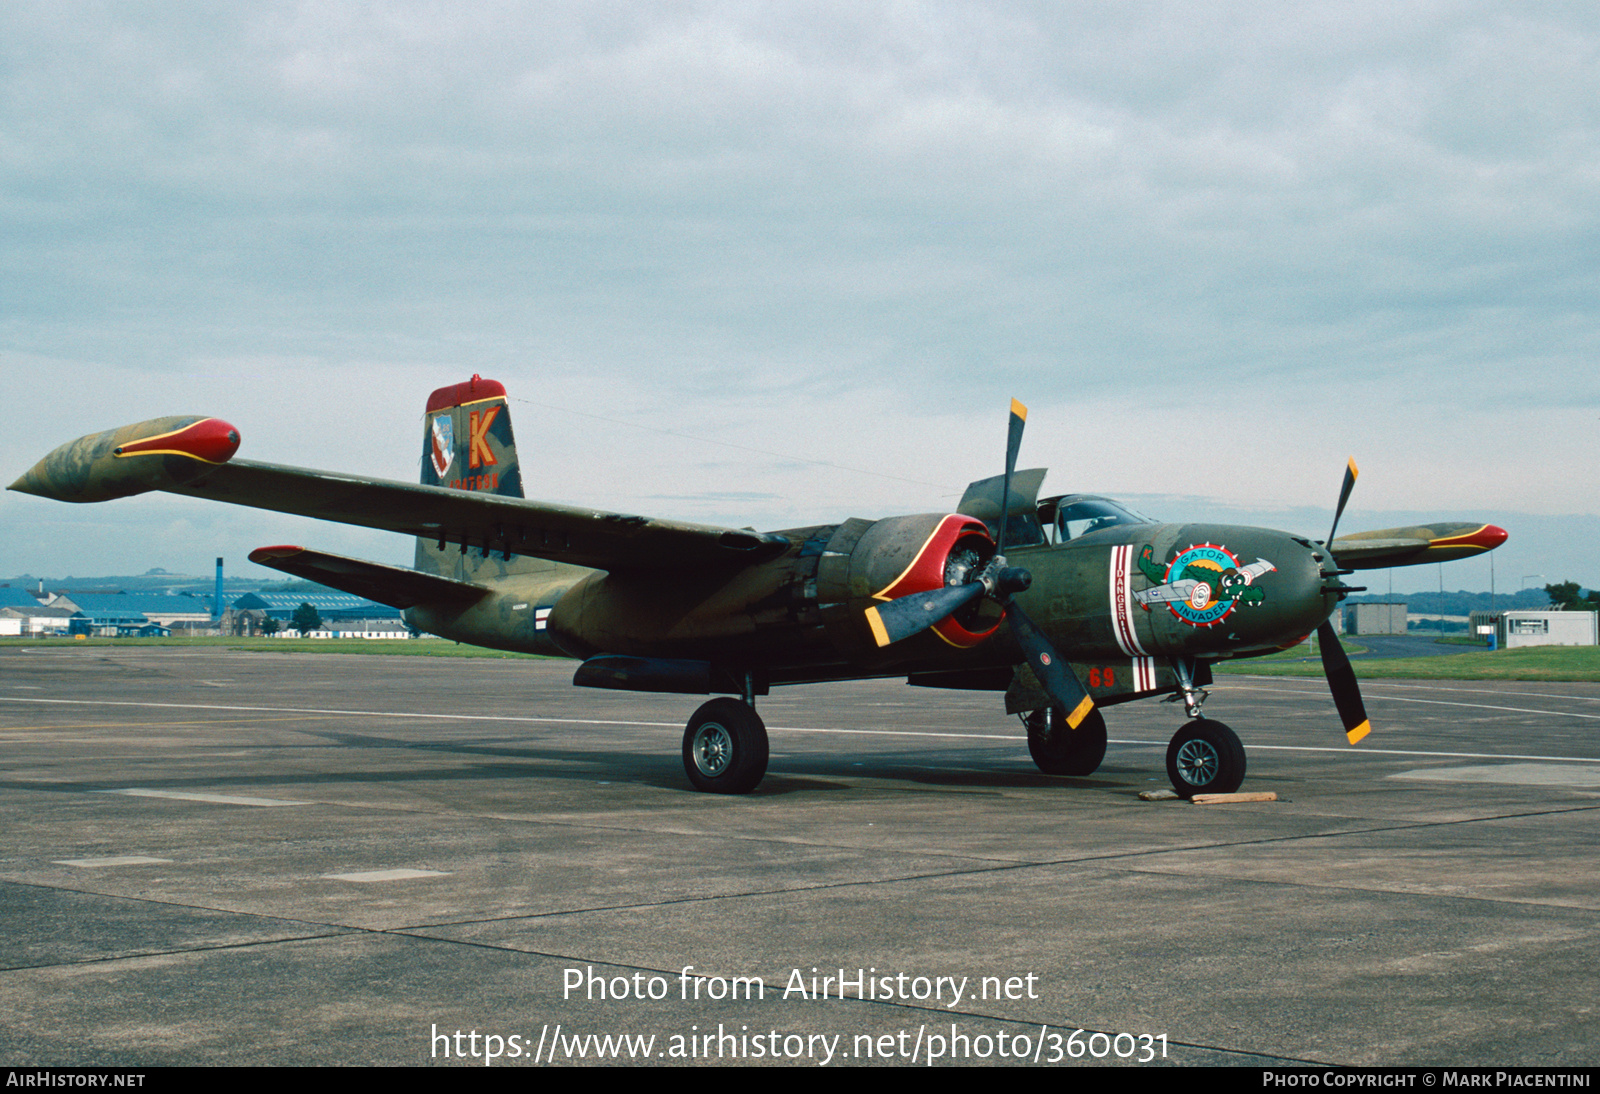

{"left": 869, "top": 513, "right": 1002, "bottom": 649}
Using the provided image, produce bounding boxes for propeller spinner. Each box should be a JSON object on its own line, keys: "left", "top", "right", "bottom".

{"left": 864, "top": 400, "right": 1096, "bottom": 730}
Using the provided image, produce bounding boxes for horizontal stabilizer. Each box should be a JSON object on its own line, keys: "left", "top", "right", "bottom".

{"left": 1330, "top": 523, "right": 1507, "bottom": 570}
{"left": 247, "top": 546, "right": 491, "bottom": 610}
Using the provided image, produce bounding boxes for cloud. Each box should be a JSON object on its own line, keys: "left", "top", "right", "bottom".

{"left": 2, "top": 2, "right": 1596, "bottom": 583}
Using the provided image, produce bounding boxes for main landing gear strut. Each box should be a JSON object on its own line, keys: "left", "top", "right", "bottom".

{"left": 682, "top": 674, "right": 769, "bottom": 794}
{"left": 1161, "top": 658, "right": 1245, "bottom": 797}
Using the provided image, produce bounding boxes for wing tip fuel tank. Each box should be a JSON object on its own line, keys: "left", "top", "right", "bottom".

{"left": 1329, "top": 521, "right": 1509, "bottom": 569}
{"left": 8, "top": 416, "right": 241, "bottom": 503}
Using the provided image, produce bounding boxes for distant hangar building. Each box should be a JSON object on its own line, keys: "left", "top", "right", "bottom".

{"left": 1343, "top": 602, "right": 1408, "bottom": 636}
{"left": 0, "top": 588, "right": 70, "bottom": 636}
{"left": 49, "top": 592, "right": 214, "bottom": 627}
{"left": 49, "top": 592, "right": 214, "bottom": 637}
{"left": 1469, "top": 610, "right": 1598, "bottom": 648}
{"left": 228, "top": 591, "right": 405, "bottom": 637}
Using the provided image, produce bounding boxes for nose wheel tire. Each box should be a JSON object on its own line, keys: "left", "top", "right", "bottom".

{"left": 1025, "top": 706, "right": 1108, "bottom": 776}
{"left": 683, "top": 698, "right": 769, "bottom": 794}
{"left": 1165, "top": 719, "right": 1245, "bottom": 797}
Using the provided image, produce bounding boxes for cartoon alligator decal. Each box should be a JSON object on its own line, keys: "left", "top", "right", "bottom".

{"left": 1134, "top": 543, "right": 1276, "bottom": 626}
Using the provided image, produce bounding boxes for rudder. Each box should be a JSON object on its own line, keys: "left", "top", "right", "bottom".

{"left": 420, "top": 374, "right": 524, "bottom": 498}
{"left": 416, "top": 375, "right": 524, "bottom": 580}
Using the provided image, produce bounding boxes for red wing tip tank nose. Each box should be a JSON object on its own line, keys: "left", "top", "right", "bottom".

{"left": 8, "top": 416, "right": 241, "bottom": 503}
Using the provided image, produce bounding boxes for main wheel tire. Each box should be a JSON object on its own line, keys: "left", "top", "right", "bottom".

{"left": 1026, "top": 706, "right": 1108, "bottom": 776}
{"left": 1165, "top": 719, "right": 1246, "bottom": 797}
{"left": 682, "top": 698, "right": 769, "bottom": 794}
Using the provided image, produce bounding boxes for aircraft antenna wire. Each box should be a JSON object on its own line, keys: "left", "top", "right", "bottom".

{"left": 506, "top": 395, "right": 955, "bottom": 492}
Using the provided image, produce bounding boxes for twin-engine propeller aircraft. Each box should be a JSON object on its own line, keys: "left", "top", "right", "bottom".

{"left": 12, "top": 377, "right": 1507, "bottom": 797}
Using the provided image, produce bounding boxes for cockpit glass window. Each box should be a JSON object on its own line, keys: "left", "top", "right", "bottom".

{"left": 1056, "top": 498, "right": 1156, "bottom": 542}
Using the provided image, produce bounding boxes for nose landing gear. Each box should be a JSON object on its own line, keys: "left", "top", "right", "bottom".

{"left": 1165, "top": 718, "right": 1246, "bottom": 797}
{"left": 1162, "top": 657, "right": 1246, "bottom": 797}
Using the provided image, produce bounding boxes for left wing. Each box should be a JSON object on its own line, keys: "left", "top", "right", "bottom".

{"left": 9, "top": 415, "right": 790, "bottom": 574}
{"left": 173, "top": 459, "right": 791, "bottom": 572}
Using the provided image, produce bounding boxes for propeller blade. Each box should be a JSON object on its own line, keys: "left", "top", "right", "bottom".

{"left": 996, "top": 398, "right": 1027, "bottom": 555}
{"left": 1327, "top": 457, "right": 1359, "bottom": 544}
{"left": 865, "top": 398, "right": 1034, "bottom": 650}
{"left": 1317, "top": 620, "right": 1371, "bottom": 744}
{"left": 1006, "top": 599, "right": 1095, "bottom": 730}
{"left": 864, "top": 582, "right": 987, "bottom": 648}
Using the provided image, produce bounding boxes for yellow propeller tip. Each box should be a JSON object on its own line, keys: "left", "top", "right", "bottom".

{"left": 864, "top": 607, "right": 892, "bottom": 648}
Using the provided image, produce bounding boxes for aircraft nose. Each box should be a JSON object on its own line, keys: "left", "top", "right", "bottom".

{"left": 1229, "top": 533, "right": 1338, "bottom": 648}
{"left": 1145, "top": 528, "right": 1337, "bottom": 657}
{"left": 1299, "top": 536, "right": 1346, "bottom": 629}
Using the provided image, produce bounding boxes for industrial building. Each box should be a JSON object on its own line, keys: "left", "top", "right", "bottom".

{"left": 49, "top": 592, "right": 215, "bottom": 635}
{"left": 0, "top": 588, "right": 72, "bottom": 635}
{"left": 1469, "top": 610, "right": 1599, "bottom": 648}
{"left": 1344, "top": 602, "right": 1408, "bottom": 636}
{"left": 0, "top": 583, "right": 406, "bottom": 640}
{"left": 226, "top": 592, "right": 405, "bottom": 637}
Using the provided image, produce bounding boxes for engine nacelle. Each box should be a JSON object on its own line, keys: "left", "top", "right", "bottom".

{"left": 9, "top": 416, "right": 240, "bottom": 503}
{"left": 816, "top": 512, "right": 1005, "bottom": 657}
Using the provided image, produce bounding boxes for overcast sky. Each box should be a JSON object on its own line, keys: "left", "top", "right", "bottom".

{"left": 3, "top": 2, "right": 1595, "bottom": 594}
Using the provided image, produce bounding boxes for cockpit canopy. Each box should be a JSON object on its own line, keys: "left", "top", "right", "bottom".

{"left": 956, "top": 468, "right": 1156, "bottom": 549}
{"left": 1037, "top": 495, "right": 1158, "bottom": 545}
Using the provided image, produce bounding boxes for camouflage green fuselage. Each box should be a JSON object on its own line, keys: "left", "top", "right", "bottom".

{"left": 8, "top": 378, "right": 1502, "bottom": 726}
{"left": 407, "top": 513, "right": 1338, "bottom": 690}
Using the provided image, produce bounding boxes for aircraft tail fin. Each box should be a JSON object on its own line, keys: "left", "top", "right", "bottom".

{"left": 420, "top": 375, "right": 524, "bottom": 498}
{"left": 414, "top": 376, "right": 567, "bottom": 583}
